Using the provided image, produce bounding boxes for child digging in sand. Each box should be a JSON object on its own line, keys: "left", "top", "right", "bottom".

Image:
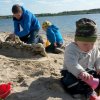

{"left": 42, "top": 21, "right": 64, "bottom": 54}
{"left": 61, "top": 18, "right": 100, "bottom": 100}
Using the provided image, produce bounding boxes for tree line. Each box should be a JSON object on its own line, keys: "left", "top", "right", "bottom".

{"left": 0, "top": 8, "right": 100, "bottom": 19}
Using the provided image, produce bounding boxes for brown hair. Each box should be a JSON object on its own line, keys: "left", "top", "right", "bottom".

{"left": 12, "top": 4, "right": 22, "bottom": 14}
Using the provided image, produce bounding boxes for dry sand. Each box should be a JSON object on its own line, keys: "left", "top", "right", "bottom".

{"left": 0, "top": 32, "right": 98, "bottom": 100}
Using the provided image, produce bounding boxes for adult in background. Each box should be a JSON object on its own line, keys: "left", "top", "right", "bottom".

{"left": 11, "top": 4, "right": 42, "bottom": 44}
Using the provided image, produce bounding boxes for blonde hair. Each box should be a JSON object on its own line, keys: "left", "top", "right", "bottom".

{"left": 42, "top": 21, "right": 52, "bottom": 29}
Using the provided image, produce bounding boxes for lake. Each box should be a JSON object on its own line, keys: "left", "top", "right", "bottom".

{"left": 0, "top": 13, "right": 100, "bottom": 35}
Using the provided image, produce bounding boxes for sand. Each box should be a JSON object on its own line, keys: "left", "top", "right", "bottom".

{"left": 0, "top": 32, "right": 94, "bottom": 100}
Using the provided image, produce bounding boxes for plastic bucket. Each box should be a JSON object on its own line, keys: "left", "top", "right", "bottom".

{"left": 0, "top": 83, "right": 11, "bottom": 99}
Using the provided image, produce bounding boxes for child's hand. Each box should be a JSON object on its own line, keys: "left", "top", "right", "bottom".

{"left": 79, "top": 71, "right": 93, "bottom": 81}
{"left": 9, "top": 33, "right": 15, "bottom": 41}
{"left": 54, "top": 42, "right": 57, "bottom": 47}
{"left": 97, "top": 69, "right": 100, "bottom": 75}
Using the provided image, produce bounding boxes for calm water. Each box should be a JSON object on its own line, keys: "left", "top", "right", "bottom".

{"left": 0, "top": 13, "right": 100, "bottom": 35}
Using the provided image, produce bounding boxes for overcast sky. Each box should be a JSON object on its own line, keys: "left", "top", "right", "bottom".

{"left": 0, "top": 0, "right": 100, "bottom": 15}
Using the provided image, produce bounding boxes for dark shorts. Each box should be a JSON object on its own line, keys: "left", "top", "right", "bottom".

{"left": 45, "top": 42, "right": 63, "bottom": 53}
{"left": 20, "top": 33, "right": 30, "bottom": 43}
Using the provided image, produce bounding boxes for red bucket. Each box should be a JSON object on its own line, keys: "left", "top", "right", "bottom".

{"left": 0, "top": 83, "right": 12, "bottom": 99}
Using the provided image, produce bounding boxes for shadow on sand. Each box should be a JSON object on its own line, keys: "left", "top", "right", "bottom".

{"left": 7, "top": 77, "right": 75, "bottom": 100}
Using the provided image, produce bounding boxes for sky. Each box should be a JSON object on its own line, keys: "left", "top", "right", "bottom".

{"left": 0, "top": 0, "right": 100, "bottom": 15}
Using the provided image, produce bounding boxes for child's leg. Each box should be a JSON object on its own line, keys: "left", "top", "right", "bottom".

{"left": 28, "top": 29, "right": 39, "bottom": 44}
{"left": 45, "top": 44, "right": 56, "bottom": 53}
{"left": 20, "top": 34, "right": 30, "bottom": 43}
{"left": 57, "top": 42, "right": 63, "bottom": 48}
{"left": 89, "top": 92, "right": 100, "bottom": 100}
{"left": 60, "top": 70, "right": 93, "bottom": 97}
{"left": 61, "top": 70, "right": 100, "bottom": 99}
{"left": 37, "top": 35, "right": 44, "bottom": 44}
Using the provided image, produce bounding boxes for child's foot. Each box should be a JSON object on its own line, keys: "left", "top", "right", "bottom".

{"left": 54, "top": 48, "right": 64, "bottom": 54}
{"left": 90, "top": 95, "right": 100, "bottom": 100}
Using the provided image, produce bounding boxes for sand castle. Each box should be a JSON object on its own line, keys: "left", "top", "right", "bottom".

{"left": 0, "top": 34, "right": 47, "bottom": 58}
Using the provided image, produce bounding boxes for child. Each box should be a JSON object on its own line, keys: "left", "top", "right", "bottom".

{"left": 42, "top": 21, "right": 64, "bottom": 53}
{"left": 61, "top": 18, "right": 100, "bottom": 100}
{"left": 11, "top": 4, "right": 42, "bottom": 44}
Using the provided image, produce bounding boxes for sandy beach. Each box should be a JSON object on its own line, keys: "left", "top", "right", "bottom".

{"left": 0, "top": 32, "right": 99, "bottom": 100}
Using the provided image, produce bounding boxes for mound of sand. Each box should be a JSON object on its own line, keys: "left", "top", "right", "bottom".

{"left": 0, "top": 33, "right": 86, "bottom": 100}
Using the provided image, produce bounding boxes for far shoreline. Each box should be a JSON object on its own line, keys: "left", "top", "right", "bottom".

{"left": 0, "top": 8, "right": 100, "bottom": 19}
{"left": 0, "top": 13, "right": 100, "bottom": 19}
